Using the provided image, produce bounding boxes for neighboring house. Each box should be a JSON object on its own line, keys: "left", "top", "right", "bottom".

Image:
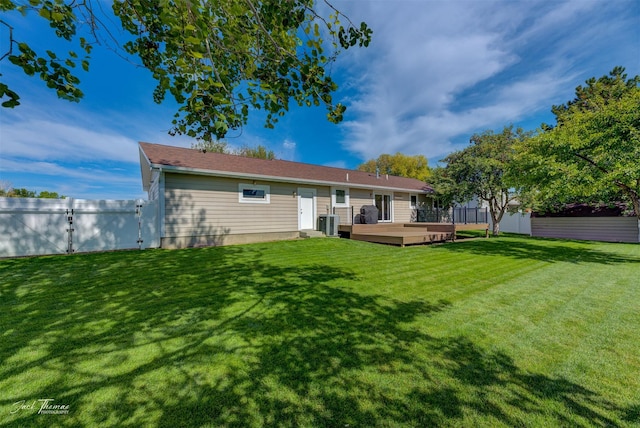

{"left": 139, "top": 142, "right": 434, "bottom": 248}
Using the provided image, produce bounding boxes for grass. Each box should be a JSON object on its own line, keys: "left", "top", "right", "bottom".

{"left": 1, "top": 235, "right": 639, "bottom": 427}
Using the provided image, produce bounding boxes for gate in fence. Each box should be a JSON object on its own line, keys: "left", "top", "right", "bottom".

{"left": 0, "top": 198, "right": 159, "bottom": 257}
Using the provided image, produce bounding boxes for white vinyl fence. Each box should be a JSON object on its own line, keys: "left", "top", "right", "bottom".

{"left": 494, "top": 211, "right": 532, "bottom": 235}
{"left": 0, "top": 198, "right": 159, "bottom": 257}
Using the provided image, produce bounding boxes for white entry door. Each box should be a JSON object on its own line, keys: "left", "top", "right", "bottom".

{"left": 298, "top": 188, "right": 316, "bottom": 230}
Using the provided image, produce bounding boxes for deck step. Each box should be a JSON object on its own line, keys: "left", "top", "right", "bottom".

{"left": 300, "top": 230, "right": 325, "bottom": 238}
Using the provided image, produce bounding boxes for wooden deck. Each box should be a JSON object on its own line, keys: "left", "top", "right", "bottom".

{"left": 339, "top": 223, "right": 489, "bottom": 247}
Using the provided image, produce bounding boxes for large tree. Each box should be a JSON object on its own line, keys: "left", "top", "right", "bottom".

{"left": 517, "top": 67, "right": 640, "bottom": 218}
{"left": 191, "top": 140, "right": 276, "bottom": 159}
{"left": 1, "top": 1, "right": 371, "bottom": 139}
{"left": 442, "top": 126, "right": 531, "bottom": 236}
{"left": 428, "top": 166, "right": 458, "bottom": 210}
{"left": 0, "top": 183, "right": 65, "bottom": 198}
{"left": 357, "top": 153, "right": 431, "bottom": 181}
{"left": 236, "top": 144, "right": 276, "bottom": 160}
{"left": 191, "top": 140, "right": 230, "bottom": 153}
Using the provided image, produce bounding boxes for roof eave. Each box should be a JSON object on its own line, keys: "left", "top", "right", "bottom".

{"left": 139, "top": 145, "right": 153, "bottom": 192}
{"left": 149, "top": 163, "right": 433, "bottom": 194}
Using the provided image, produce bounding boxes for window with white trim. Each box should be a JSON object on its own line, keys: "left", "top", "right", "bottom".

{"left": 239, "top": 183, "right": 270, "bottom": 203}
{"left": 410, "top": 195, "right": 418, "bottom": 209}
{"left": 331, "top": 187, "right": 349, "bottom": 207}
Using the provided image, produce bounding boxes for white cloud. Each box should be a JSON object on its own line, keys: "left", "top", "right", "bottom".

{"left": 2, "top": 0, "right": 636, "bottom": 201}
{"left": 0, "top": 158, "right": 134, "bottom": 183}
{"left": 1, "top": 94, "right": 143, "bottom": 163}
{"left": 0, "top": 91, "right": 181, "bottom": 199}
{"left": 0, "top": 86, "right": 194, "bottom": 165}
{"left": 0, "top": 158, "right": 144, "bottom": 199}
{"left": 343, "top": 68, "right": 572, "bottom": 162}
{"left": 1, "top": 117, "right": 139, "bottom": 163}
{"left": 333, "top": 0, "right": 637, "bottom": 162}
{"left": 277, "top": 138, "right": 297, "bottom": 161}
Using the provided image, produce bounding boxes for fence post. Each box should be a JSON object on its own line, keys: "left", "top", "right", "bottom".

{"left": 136, "top": 202, "right": 144, "bottom": 250}
{"left": 66, "top": 209, "right": 74, "bottom": 254}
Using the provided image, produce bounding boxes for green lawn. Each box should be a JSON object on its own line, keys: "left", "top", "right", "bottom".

{"left": 1, "top": 236, "right": 639, "bottom": 427}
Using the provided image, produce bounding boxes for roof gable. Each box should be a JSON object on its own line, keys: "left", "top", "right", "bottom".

{"left": 139, "top": 142, "right": 433, "bottom": 193}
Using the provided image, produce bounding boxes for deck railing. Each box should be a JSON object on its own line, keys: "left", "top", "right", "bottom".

{"left": 333, "top": 206, "right": 489, "bottom": 225}
{"left": 415, "top": 207, "right": 489, "bottom": 224}
{"left": 333, "top": 206, "right": 355, "bottom": 225}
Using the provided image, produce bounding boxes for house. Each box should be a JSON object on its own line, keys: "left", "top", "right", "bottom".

{"left": 139, "top": 142, "right": 434, "bottom": 248}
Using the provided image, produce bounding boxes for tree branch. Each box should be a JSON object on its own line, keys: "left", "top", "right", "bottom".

{"left": 0, "top": 20, "right": 14, "bottom": 62}
{"left": 574, "top": 150, "right": 640, "bottom": 217}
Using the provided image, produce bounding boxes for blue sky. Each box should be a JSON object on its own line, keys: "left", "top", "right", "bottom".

{"left": 1, "top": 0, "right": 638, "bottom": 200}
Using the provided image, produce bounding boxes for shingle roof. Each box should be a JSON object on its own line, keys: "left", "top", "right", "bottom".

{"left": 139, "top": 142, "right": 433, "bottom": 193}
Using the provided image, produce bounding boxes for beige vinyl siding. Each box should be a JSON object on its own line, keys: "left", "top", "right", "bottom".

{"left": 332, "top": 207, "right": 353, "bottom": 225}
{"left": 164, "top": 173, "right": 298, "bottom": 237}
{"left": 393, "top": 192, "right": 411, "bottom": 223}
{"left": 531, "top": 217, "right": 639, "bottom": 243}
{"left": 329, "top": 188, "right": 372, "bottom": 224}
{"left": 349, "top": 188, "right": 373, "bottom": 211}
{"left": 313, "top": 186, "right": 331, "bottom": 217}
{"left": 347, "top": 188, "right": 374, "bottom": 224}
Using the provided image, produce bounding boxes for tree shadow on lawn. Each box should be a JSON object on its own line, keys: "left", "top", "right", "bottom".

{"left": 0, "top": 245, "right": 628, "bottom": 427}
{"left": 442, "top": 237, "right": 640, "bottom": 265}
{"left": 622, "top": 403, "right": 640, "bottom": 424}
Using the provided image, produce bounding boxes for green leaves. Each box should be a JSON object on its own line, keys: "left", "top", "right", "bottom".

{"left": 191, "top": 140, "right": 276, "bottom": 160}
{"left": 517, "top": 67, "right": 640, "bottom": 217}
{"left": 2, "top": 0, "right": 371, "bottom": 140}
{"left": 441, "top": 126, "right": 531, "bottom": 235}
{"left": 112, "top": 0, "right": 372, "bottom": 140}
{"left": 0, "top": 83, "right": 20, "bottom": 108}
{"left": 1, "top": 1, "right": 91, "bottom": 108}
{"left": 338, "top": 22, "right": 372, "bottom": 48}
{"left": 357, "top": 153, "right": 431, "bottom": 182}
{"left": 8, "top": 38, "right": 84, "bottom": 102}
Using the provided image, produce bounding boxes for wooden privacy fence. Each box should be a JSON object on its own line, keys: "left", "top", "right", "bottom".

{"left": 0, "top": 198, "right": 159, "bottom": 257}
{"left": 531, "top": 217, "right": 640, "bottom": 243}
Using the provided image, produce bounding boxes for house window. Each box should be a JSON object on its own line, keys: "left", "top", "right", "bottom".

{"left": 331, "top": 188, "right": 349, "bottom": 207}
{"left": 375, "top": 193, "right": 392, "bottom": 222}
{"left": 410, "top": 195, "right": 418, "bottom": 209}
{"left": 243, "top": 188, "right": 265, "bottom": 199}
{"left": 239, "top": 183, "right": 270, "bottom": 203}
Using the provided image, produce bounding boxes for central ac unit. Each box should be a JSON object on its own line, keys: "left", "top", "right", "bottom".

{"left": 318, "top": 214, "right": 339, "bottom": 236}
